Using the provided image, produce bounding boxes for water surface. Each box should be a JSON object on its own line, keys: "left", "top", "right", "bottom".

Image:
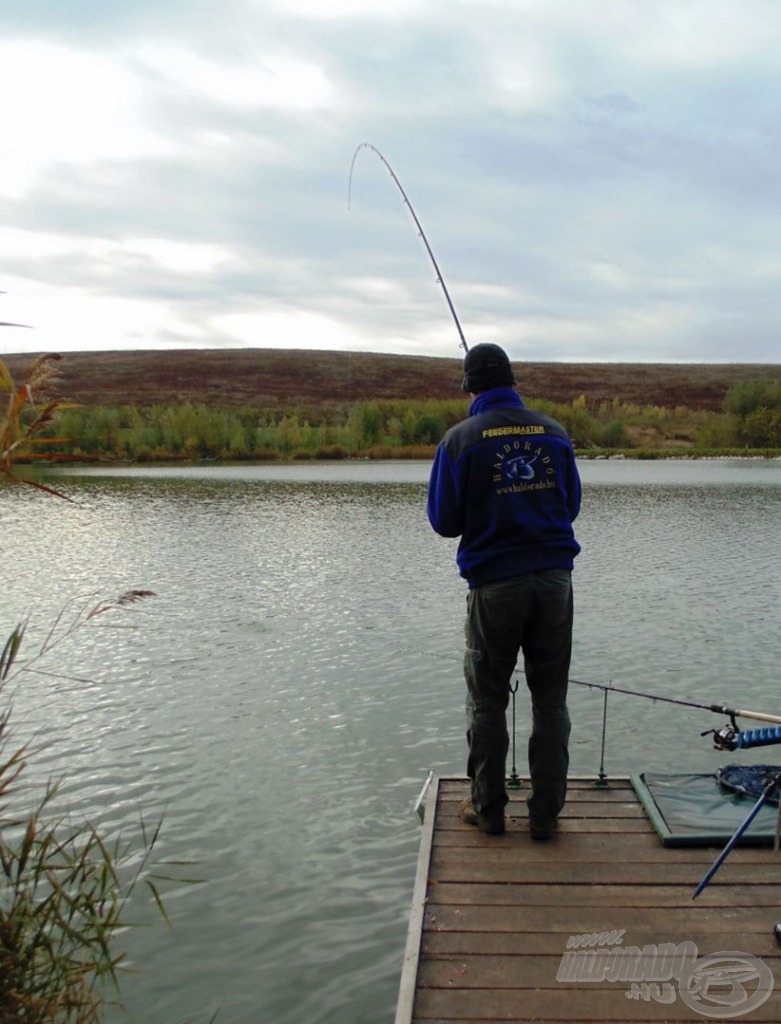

{"left": 1, "top": 459, "right": 780, "bottom": 1023}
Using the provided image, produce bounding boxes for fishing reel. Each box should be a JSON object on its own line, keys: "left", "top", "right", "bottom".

{"left": 702, "top": 717, "right": 740, "bottom": 751}
{"left": 703, "top": 717, "right": 781, "bottom": 752}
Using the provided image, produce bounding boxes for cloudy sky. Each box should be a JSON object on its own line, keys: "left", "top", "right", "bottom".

{"left": 1, "top": 0, "right": 780, "bottom": 363}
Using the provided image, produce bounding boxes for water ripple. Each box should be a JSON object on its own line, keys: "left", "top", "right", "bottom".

{"left": 1, "top": 463, "right": 779, "bottom": 1023}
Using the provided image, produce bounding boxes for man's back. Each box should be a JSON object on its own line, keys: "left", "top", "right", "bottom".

{"left": 428, "top": 386, "right": 581, "bottom": 587}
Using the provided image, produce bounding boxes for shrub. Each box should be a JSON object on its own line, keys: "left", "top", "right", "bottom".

{"left": 314, "top": 445, "right": 347, "bottom": 460}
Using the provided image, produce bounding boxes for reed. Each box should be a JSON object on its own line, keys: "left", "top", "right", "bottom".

{"left": 0, "top": 595, "right": 173, "bottom": 1024}
{"left": 0, "top": 353, "right": 81, "bottom": 498}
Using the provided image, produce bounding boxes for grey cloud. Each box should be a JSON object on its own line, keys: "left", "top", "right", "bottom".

{"left": 2, "top": 2, "right": 781, "bottom": 360}
{"left": 0, "top": 0, "right": 268, "bottom": 46}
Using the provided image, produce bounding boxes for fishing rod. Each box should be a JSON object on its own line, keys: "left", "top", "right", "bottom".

{"left": 600, "top": 674, "right": 781, "bottom": 899}
{"left": 348, "top": 143, "right": 469, "bottom": 354}
{"left": 570, "top": 677, "right": 781, "bottom": 726}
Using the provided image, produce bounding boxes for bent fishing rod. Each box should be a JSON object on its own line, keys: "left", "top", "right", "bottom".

{"left": 348, "top": 143, "right": 469, "bottom": 354}
{"left": 569, "top": 676, "right": 781, "bottom": 726}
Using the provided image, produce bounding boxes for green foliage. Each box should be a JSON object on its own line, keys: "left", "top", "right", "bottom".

{"left": 30, "top": 385, "right": 781, "bottom": 463}
{"left": 724, "top": 379, "right": 781, "bottom": 418}
{"left": 722, "top": 379, "right": 781, "bottom": 447}
{"left": 599, "top": 420, "right": 630, "bottom": 449}
{"left": 1, "top": 786, "right": 129, "bottom": 1022}
{"left": 739, "top": 406, "right": 781, "bottom": 447}
{"left": 695, "top": 414, "right": 739, "bottom": 449}
{"left": 348, "top": 401, "right": 382, "bottom": 447}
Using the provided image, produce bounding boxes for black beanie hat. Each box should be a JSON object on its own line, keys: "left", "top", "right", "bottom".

{"left": 461, "top": 343, "right": 516, "bottom": 393}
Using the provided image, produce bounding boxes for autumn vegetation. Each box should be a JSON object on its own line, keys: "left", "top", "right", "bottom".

{"left": 3, "top": 349, "right": 781, "bottom": 462}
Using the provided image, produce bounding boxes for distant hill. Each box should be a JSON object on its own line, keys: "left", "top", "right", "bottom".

{"left": 5, "top": 349, "right": 781, "bottom": 411}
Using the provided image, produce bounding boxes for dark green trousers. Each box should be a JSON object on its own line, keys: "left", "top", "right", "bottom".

{"left": 464, "top": 569, "right": 573, "bottom": 821}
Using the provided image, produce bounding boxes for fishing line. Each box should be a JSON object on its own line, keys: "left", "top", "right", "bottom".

{"left": 348, "top": 143, "right": 469, "bottom": 353}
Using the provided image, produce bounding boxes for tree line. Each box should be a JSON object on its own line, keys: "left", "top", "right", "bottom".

{"left": 43, "top": 380, "right": 781, "bottom": 461}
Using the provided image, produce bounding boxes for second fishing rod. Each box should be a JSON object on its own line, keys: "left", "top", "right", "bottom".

{"left": 568, "top": 676, "right": 781, "bottom": 726}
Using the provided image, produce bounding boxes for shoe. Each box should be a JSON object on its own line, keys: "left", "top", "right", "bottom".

{"left": 459, "top": 798, "right": 505, "bottom": 835}
{"left": 529, "top": 816, "right": 558, "bottom": 841}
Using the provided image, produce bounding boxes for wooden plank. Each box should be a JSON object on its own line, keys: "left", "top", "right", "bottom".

{"left": 422, "top": 930, "right": 781, "bottom": 957}
{"left": 436, "top": 792, "right": 641, "bottom": 809}
{"left": 413, "top": 986, "right": 780, "bottom": 1022}
{"left": 436, "top": 804, "right": 649, "bottom": 823}
{"left": 419, "top": 953, "right": 781, "bottom": 989}
{"left": 440, "top": 785, "right": 654, "bottom": 799}
{"left": 425, "top": 881, "right": 781, "bottom": 908}
{"left": 436, "top": 798, "right": 640, "bottom": 812}
{"left": 424, "top": 903, "right": 780, "bottom": 935}
{"left": 432, "top": 833, "right": 779, "bottom": 860}
{"left": 399, "top": 774, "right": 781, "bottom": 1024}
{"left": 429, "top": 860, "right": 777, "bottom": 884}
{"left": 438, "top": 778, "right": 634, "bottom": 796}
{"left": 395, "top": 774, "right": 438, "bottom": 1024}
{"left": 428, "top": 852, "right": 777, "bottom": 885}
{"left": 432, "top": 832, "right": 776, "bottom": 860}
{"left": 419, "top": 954, "right": 616, "bottom": 990}
{"left": 434, "top": 824, "right": 781, "bottom": 870}
{"left": 436, "top": 805, "right": 644, "bottom": 819}
{"left": 435, "top": 819, "right": 654, "bottom": 840}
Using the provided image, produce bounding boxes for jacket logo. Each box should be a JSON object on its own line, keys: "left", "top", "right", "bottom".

{"left": 493, "top": 440, "right": 556, "bottom": 493}
{"left": 482, "top": 425, "right": 545, "bottom": 438}
{"left": 505, "top": 454, "right": 537, "bottom": 481}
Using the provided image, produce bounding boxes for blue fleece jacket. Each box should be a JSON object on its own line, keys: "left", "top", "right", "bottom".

{"left": 427, "top": 388, "right": 581, "bottom": 587}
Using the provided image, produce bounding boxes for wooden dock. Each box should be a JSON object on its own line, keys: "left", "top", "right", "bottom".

{"left": 396, "top": 776, "right": 781, "bottom": 1023}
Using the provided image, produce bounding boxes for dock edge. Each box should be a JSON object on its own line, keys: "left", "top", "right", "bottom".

{"left": 394, "top": 772, "right": 439, "bottom": 1024}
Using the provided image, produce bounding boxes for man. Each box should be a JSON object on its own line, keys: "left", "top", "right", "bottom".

{"left": 427, "top": 343, "right": 581, "bottom": 839}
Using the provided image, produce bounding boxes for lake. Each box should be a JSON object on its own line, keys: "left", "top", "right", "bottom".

{"left": 2, "top": 458, "right": 780, "bottom": 1023}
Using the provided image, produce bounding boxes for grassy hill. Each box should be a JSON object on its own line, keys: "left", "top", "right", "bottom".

{"left": 5, "top": 348, "right": 781, "bottom": 411}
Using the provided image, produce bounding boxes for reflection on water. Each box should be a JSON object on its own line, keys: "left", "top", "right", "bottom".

{"left": 1, "top": 460, "right": 780, "bottom": 1023}
{"left": 60, "top": 454, "right": 781, "bottom": 487}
